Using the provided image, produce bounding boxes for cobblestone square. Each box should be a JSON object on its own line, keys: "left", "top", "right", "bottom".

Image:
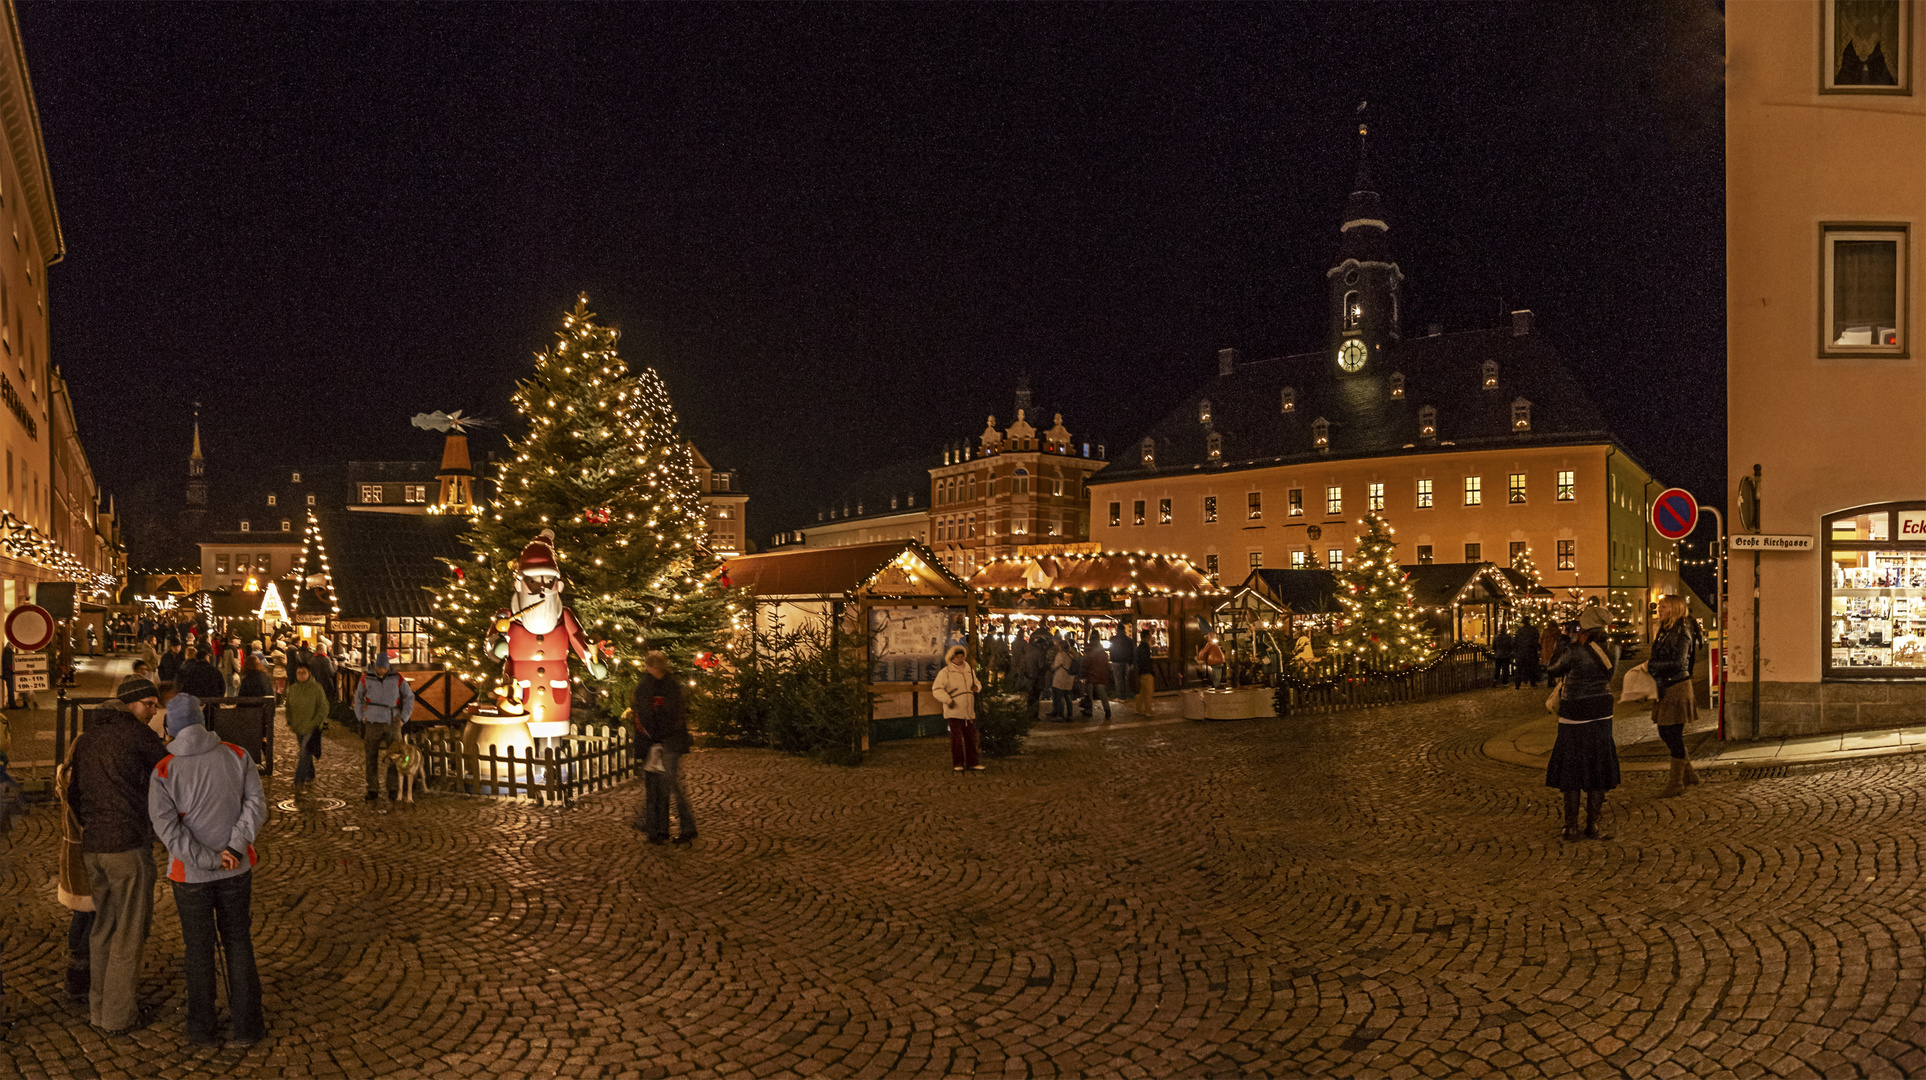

{"left": 4, "top": 686, "right": 1924, "bottom": 1077}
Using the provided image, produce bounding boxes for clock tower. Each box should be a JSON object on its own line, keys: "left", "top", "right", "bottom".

{"left": 1328, "top": 107, "right": 1402, "bottom": 375}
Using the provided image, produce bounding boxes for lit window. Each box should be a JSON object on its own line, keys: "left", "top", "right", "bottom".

{"left": 281, "top": 519, "right": 290, "bottom": 531}
{"left": 1343, "top": 291, "right": 1361, "bottom": 329}
{"left": 216, "top": 555, "right": 229, "bottom": 574}
{"left": 1823, "top": 5, "right": 1910, "bottom": 92}
{"left": 267, "top": 494, "right": 276, "bottom": 507}
{"left": 1389, "top": 372, "right": 1404, "bottom": 399}
{"left": 1512, "top": 398, "right": 1531, "bottom": 431}
{"left": 1326, "top": 486, "right": 1342, "bottom": 515}
{"left": 1510, "top": 541, "right": 1528, "bottom": 567}
{"left": 1557, "top": 471, "right": 1575, "bottom": 501}
{"left": 1280, "top": 387, "right": 1295, "bottom": 413}
{"left": 1558, "top": 539, "right": 1576, "bottom": 570}
{"left": 1133, "top": 500, "right": 1146, "bottom": 526}
{"left": 1464, "top": 476, "right": 1483, "bottom": 506}
{"left": 1249, "top": 551, "right": 1263, "bottom": 568}
{"left": 1288, "top": 489, "right": 1303, "bottom": 516}
{"left": 1509, "top": 473, "right": 1527, "bottom": 504}
{"left": 1141, "top": 438, "right": 1156, "bottom": 466}
{"left": 1109, "top": 502, "right": 1121, "bottom": 527}
{"left": 1199, "top": 398, "right": 1212, "bottom": 424}
{"left": 1822, "top": 224, "right": 1907, "bottom": 355}
{"left": 1482, "top": 359, "right": 1498, "bottom": 388}
{"left": 291, "top": 471, "right": 301, "bottom": 483}
{"left": 404, "top": 484, "right": 427, "bottom": 503}
{"left": 1465, "top": 543, "right": 1482, "bottom": 562}
{"left": 1419, "top": 405, "right": 1437, "bottom": 438}
{"left": 240, "top": 520, "right": 250, "bottom": 532}
{"left": 1417, "top": 544, "right": 1433, "bottom": 565}
{"left": 968, "top": 515, "right": 975, "bottom": 538}
{"left": 1328, "top": 550, "right": 1343, "bottom": 570}
{"left": 1204, "top": 496, "right": 1218, "bottom": 524}
{"left": 306, "top": 494, "right": 316, "bottom": 506}
{"left": 1207, "top": 432, "right": 1222, "bottom": 461}
{"left": 1291, "top": 550, "right": 1308, "bottom": 568}
{"left": 1247, "top": 491, "right": 1262, "bottom": 520}
{"left": 1312, "top": 418, "right": 1330, "bottom": 449}
{"left": 359, "top": 484, "right": 383, "bottom": 504}
{"left": 1205, "top": 553, "right": 1219, "bottom": 581}
{"left": 1368, "top": 483, "right": 1384, "bottom": 511}
{"left": 1159, "top": 498, "right": 1172, "bottom": 525}
{"left": 1417, "top": 479, "right": 1433, "bottom": 509}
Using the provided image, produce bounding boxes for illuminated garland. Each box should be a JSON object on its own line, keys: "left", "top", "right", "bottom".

{"left": 969, "top": 550, "right": 1223, "bottom": 599}
{"left": 1277, "top": 640, "right": 1483, "bottom": 691}
{"left": 1329, "top": 513, "right": 1436, "bottom": 671}
{"left": 294, "top": 510, "right": 341, "bottom": 616}
{"left": 0, "top": 511, "right": 118, "bottom": 595}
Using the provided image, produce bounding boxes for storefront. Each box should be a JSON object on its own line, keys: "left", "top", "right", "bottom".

{"left": 1826, "top": 502, "right": 1926, "bottom": 677}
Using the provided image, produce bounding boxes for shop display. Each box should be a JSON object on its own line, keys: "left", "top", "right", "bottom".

{"left": 1831, "top": 548, "right": 1926, "bottom": 668}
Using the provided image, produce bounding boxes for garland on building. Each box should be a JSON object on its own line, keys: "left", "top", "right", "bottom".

{"left": 1329, "top": 512, "right": 1435, "bottom": 671}
{"left": 430, "top": 295, "right": 738, "bottom": 702}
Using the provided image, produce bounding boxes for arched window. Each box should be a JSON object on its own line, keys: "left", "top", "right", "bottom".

{"left": 1280, "top": 387, "right": 1296, "bottom": 413}
{"left": 1013, "top": 468, "right": 1029, "bottom": 494}
{"left": 1344, "top": 291, "right": 1361, "bottom": 329}
{"left": 1512, "top": 397, "right": 1532, "bottom": 432}
{"left": 1207, "top": 432, "right": 1222, "bottom": 461}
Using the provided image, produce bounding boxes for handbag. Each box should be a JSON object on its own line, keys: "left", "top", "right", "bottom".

{"left": 1544, "top": 680, "right": 1561, "bottom": 714}
{"left": 644, "top": 744, "right": 668, "bottom": 774}
{"left": 1619, "top": 662, "right": 1659, "bottom": 703}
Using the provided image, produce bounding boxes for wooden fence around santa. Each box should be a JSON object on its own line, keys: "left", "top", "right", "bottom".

{"left": 1275, "top": 644, "right": 1490, "bottom": 715}
{"left": 412, "top": 723, "right": 643, "bottom": 809}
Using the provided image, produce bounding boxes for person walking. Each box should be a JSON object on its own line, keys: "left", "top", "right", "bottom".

{"left": 1648, "top": 594, "right": 1704, "bottom": 798}
{"left": 1512, "top": 617, "right": 1542, "bottom": 689}
{"left": 178, "top": 646, "right": 226, "bottom": 700}
{"left": 632, "top": 650, "right": 696, "bottom": 844}
{"left": 148, "top": 694, "right": 266, "bottom": 1048}
{"left": 158, "top": 641, "right": 185, "bottom": 684}
{"left": 237, "top": 656, "right": 275, "bottom": 700}
{"left": 1134, "top": 630, "right": 1156, "bottom": 714}
{"left": 353, "top": 653, "right": 415, "bottom": 802}
{"left": 1049, "top": 638, "right": 1076, "bottom": 720}
{"left": 66, "top": 676, "right": 168, "bottom": 1035}
{"left": 283, "top": 662, "right": 330, "bottom": 790}
{"left": 1544, "top": 610, "right": 1621, "bottom": 842}
{"left": 217, "top": 638, "right": 243, "bottom": 698}
{"left": 1080, "top": 633, "right": 1113, "bottom": 721}
{"left": 1196, "top": 634, "right": 1227, "bottom": 689}
{"left": 306, "top": 644, "right": 337, "bottom": 704}
{"left": 932, "top": 645, "right": 983, "bottom": 772}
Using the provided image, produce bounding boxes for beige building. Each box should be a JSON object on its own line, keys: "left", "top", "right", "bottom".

{"left": 1728, "top": 0, "right": 1925, "bottom": 735}
{"left": 690, "top": 443, "right": 748, "bottom": 557}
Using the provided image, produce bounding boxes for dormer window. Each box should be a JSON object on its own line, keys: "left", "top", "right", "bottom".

{"left": 240, "top": 520, "right": 251, "bottom": 532}
{"left": 1344, "top": 291, "right": 1361, "bottom": 329}
{"left": 1312, "top": 417, "right": 1330, "bottom": 449}
{"left": 291, "top": 472, "right": 301, "bottom": 483}
{"left": 1280, "top": 387, "right": 1295, "bottom": 413}
{"left": 1141, "top": 438, "right": 1156, "bottom": 467}
{"left": 1198, "top": 398, "right": 1212, "bottom": 425}
{"left": 890, "top": 495, "right": 899, "bottom": 510}
{"left": 1389, "top": 372, "right": 1405, "bottom": 399}
{"left": 1482, "top": 359, "right": 1499, "bottom": 389}
{"left": 281, "top": 519, "right": 290, "bottom": 531}
{"left": 1207, "top": 432, "right": 1222, "bottom": 461}
{"left": 1512, "top": 397, "right": 1532, "bottom": 432}
{"left": 267, "top": 494, "right": 276, "bottom": 507}
{"left": 1419, "top": 405, "right": 1437, "bottom": 439}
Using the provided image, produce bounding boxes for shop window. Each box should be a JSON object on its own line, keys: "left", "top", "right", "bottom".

{"left": 1557, "top": 470, "right": 1575, "bottom": 501}
{"left": 1465, "top": 543, "right": 1482, "bottom": 563}
{"left": 1824, "top": 502, "right": 1926, "bottom": 676}
{"left": 1109, "top": 502, "right": 1121, "bottom": 527}
{"left": 1247, "top": 491, "right": 1262, "bottom": 520}
{"left": 1509, "top": 473, "right": 1527, "bottom": 504}
{"left": 1368, "top": 482, "right": 1384, "bottom": 512}
{"left": 1417, "top": 545, "right": 1433, "bottom": 565}
{"left": 1158, "top": 498, "right": 1172, "bottom": 525}
{"left": 1207, "top": 432, "right": 1222, "bottom": 461}
{"left": 1205, "top": 553, "right": 1219, "bottom": 582}
{"left": 1326, "top": 486, "right": 1342, "bottom": 516}
{"left": 1328, "top": 550, "right": 1344, "bottom": 570}
{"left": 1510, "top": 541, "right": 1528, "bottom": 567}
{"left": 1249, "top": 551, "right": 1262, "bottom": 568}
{"left": 1464, "top": 476, "right": 1482, "bottom": 506}
{"left": 1133, "top": 500, "right": 1146, "bottom": 526}
{"left": 1417, "top": 478, "right": 1433, "bottom": 509}
{"left": 1204, "top": 496, "right": 1218, "bottom": 524}
{"left": 1558, "top": 539, "right": 1576, "bottom": 570}
{"left": 1288, "top": 488, "right": 1303, "bottom": 516}
{"left": 1822, "top": 224, "right": 1908, "bottom": 356}
{"left": 1822, "top": 1, "right": 1911, "bottom": 94}
{"left": 1291, "top": 550, "right": 1308, "bottom": 568}
{"left": 1280, "top": 387, "right": 1295, "bottom": 413}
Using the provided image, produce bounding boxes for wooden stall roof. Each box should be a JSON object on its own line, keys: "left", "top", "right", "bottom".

{"left": 1224, "top": 568, "right": 1342, "bottom": 614}
{"left": 969, "top": 551, "right": 1221, "bottom": 598}
{"left": 724, "top": 540, "right": 972, "bottom": 601}
{"left": 1402, "top": 562, "right": 1522, "bottom": 612}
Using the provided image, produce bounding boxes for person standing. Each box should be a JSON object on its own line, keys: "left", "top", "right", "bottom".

{"left": 1080, "top": 633, "right": 1113, "bottom": 721}
{"left": 1512, "top": 618, "right": 1542, "bottom": 689}
{"left": 1195, "top": 634, "right": 1227, "bottom": 689}
{"left": 52, "top": 760, "right": 95, "bottom": 1003}
{"left": 66, "top": 676, "right": 168, "bottom": 1035}
{"left": 1492, "top": 625, "right": 1514, "bottom": 686}
{"left": 1134, "top": 630, "right": 1156, "bottom": 714}
{"left": 1027, "top": 627, "right": 1053, "bottom": 712}
{"left": 1648, "top": 594, "right": 1704, "bottom": 798}
{"left": 1049, "top": 638, "right": 1076, "bottom": 720}
{"left": 1109, "top": 625, "right": 1134, "bottom": 706}
{"left": 283, "top": 662, "right": 329, "bottom": 790}
{"left": 305, "top": 645, "right": 338, "bottom": 705}
{"left": 158, "top": 640, "right": 186, "bottom": 684}
{"left": 178, "top": 646, "right": 226, "bottom": 700}
{"left": 237, "top": 656, "right": 275, "bottom": 699}
{"left": 1544, "top": 610, "right": 1621, "bottom": 842}
{"left": 931, "top": 645, "right": 983, "bottom": 772}
{"left": 632, "top": 650, "right": 696, "bottom": 843}
{"left": 148, "top": 694, "right": 266, "bottom": 1048}
{"left": 353, "top": 653, "right": 415, "bottom": 802}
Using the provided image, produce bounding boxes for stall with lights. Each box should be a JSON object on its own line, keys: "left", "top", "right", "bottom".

{"left": 722, "top": 539, "right": 979, "bottom": 743}
{"left": 1215, "top": 568, "right": 1343, "bottom": 679}
{"left": 967, "top": 550, "right": 1223, "bottom": 690}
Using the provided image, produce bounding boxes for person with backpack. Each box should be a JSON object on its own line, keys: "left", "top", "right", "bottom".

{"left": 352, "top": 653, "right": 415, "bottom": 802}
{"left": 1648, "top": 594, "right": 1704, "bottom": 798}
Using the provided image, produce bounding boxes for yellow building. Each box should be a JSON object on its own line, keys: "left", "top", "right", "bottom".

{"left": 689, "top": 443, "right": 749, "bottom": 557}
{"left": 1728, "top": 0, "right": 1925, "bottom": 735}
{"left": 1092, "top": 136, "right": 1682, "bottom": 639}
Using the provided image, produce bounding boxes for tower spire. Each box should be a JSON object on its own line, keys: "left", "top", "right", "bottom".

{"left": 190, "top": 404, "right": 204, "bottom": 462}
{"left": 1354, "top": 100, "right": 1372, "bottom": 192}
{"left": 1328, "top": 103, "right": 1402, "bottom": 371}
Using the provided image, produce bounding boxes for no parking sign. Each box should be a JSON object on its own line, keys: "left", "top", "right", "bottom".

{"left": 1651, "top": 488, "right": 1699, "bottom": 541}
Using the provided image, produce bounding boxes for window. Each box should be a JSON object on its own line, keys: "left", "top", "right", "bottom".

{"left": 215, "top": 554, "right": 229, "bottom": 575}
{"left": 1419, "top": 405, "right": 1437, "bottom": 439}
{"left": 1204, "top": 496, "right": 1218, "bottom": 524}
{"left": 1558, "top": 539, "right": 1576, "bottom": 570}
{"left": 1343, "top": 290, "right": 1361, "bottom": 329}
{"left": 967, "top": 515, "right": 976, "bottom": 538}
{"left": 1140, "top": 438, "right": 1156, "bottom": 467}
{"left": 359, "top": 484, "right": 384, "bottom": 504}
{"left": 1133, "top": 500, "right": 1146, "bottom": 526}
{"left": 1464, "top": 476, "right": 1482, "bottom": 506}
{"left": 1417, "top": 545, "right": 1433, "bottom": 565}
{"left": 1312, "top": 417, "right": 1330, "bottom": 449}
{"left": 1417, "top": 479, "right": 1433, "bottom": 509}
{"left": 967, "top": 476, "right": 977, "bottom": 500}
{"left": 1288, "top": 488, "right": 1303, "bottom": 516}
{"left": 1158, "top": 498, "right": 1172, "bottom": 525}
{"left": 1207, "top": 432, "right": 1222, "bottom": 461}
{"left": 256, "top": 554, "right": 271, "bottom": 574}
{"left": 1328, "top": 550, "right": 1344, "bottom": 570}
{"left": 1482, "top": 359, "right": 1498, "bottom": 388}
{"left": 240, "top": 520, "right": 250, "bottom": 532}
{"left": 1292, "top": 550, "right": 1309, "bottom": 568}
{"left": 1389, "top": 372, "right": 1404, "bottom": 399}
{"left": 1280, "top": 387, "right": 1295, "bottom": 413}
{"left": 1249, "top": 551, "right": 1263, "bottom": 568}
{"left": 1109, "top": 502, "right": 1121, "bottom": 527}
{"left": 1013, "top": 468, "right": 1029, "bottom": 494}
{"left": 1326, "top": 486, "right": 1342, "bottom": 515}
{"left": 235, "top": 553, "right": 249, "bottom": 572}
{"left": 1051, "top": 478, "right": 1064, "bottom": 497}
{"left": 1822, "top": 0, "right": 1911, "bottom": 94}
{"left": 1368, "top": 482, "right": 1384, "bottom": 511}
{"left": 716, "top": 474, "right": 730, "bottom": 491}
{"left": 1205, "top": 553, "right": 1219, "bottom": 581}
{"left": 1509, "top": 473, "right": 1527, "bottom": 504}
{"left": 306, "top": 493, "right": 316, "bottom": 506}
{"left": 281, "top": 519, "right": 290, "bottom": 531}
{"left": 1465, "top": 543, "right": 1482, "bottom": 563}
{"left": 291, "top": 472, "right": 301, "bottom": 483}
{"left": 266, "top": 494, "right": 277, "bottom": 506}
{"left": 1510, "top": 541, "right": 1528, "bottom": 567}
{"left": 1247, "top": 491, "right": 1262, "bottom": 520}
{"left": 1822, "top": 224, "right": 1908, "bottom": 356}
{"left": 1512, "top": 398, "right": 1531, "bottom": 432}
{"left": 1198, "top": 398, "right": 1212, "bottom": 424}
{"left": 1557, "top": 471, "right": 1575, "bottom": 501}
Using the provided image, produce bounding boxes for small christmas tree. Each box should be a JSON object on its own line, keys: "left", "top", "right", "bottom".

{"left": 1508, "top": 545, "right": 1549, "bottom": 622}
{"left": 1331, "top": 512, "right": 1435, "bottom": 671}
{"left": 432, "top": 295, "right": 738, "bottom": 708}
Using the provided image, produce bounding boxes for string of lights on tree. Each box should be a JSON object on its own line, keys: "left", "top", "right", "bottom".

{"left": 294, "top": 509, "right": 341, "bottom": 616}
{"left": 429, "top": 295, "right": 739, "bottom": 699}
{"left": 1328, "top": 512, "right": 1436, "bottom": 672}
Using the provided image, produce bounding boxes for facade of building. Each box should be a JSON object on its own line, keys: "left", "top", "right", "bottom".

{"left": 1091, "top": 135, "right": 1682, "bottom": 640}
{"left": 1728, "top": 0, "right": 1925, "bottom": 736}
{"left": 49, "top": 367, "right": 122, "bottom": 596}
{"left": 690, "top": 443, "right": 748, "bottom": 557}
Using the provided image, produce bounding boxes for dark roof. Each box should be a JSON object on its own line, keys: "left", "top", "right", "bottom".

{"left": 811, "top": 457, "right": 938, "bottom": 527}
{"left": 1234, "top": 569, "right": 1342, "bottom": 613}
{"left": 1402, "top": 563, "right": 1509, "bottom": 610}
{"left": 1094, "top": 327, "right": 1615, "bottom": 484}
{"left": 311, "top": 509, "right": 468, "bottom": 618}
{"left": 347, "top": 461, "right": 439, "bottom": 482}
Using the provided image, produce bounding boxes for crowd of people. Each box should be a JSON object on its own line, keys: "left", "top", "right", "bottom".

{"left": 974, "top": 623, "right": 1157, "bottom": 723}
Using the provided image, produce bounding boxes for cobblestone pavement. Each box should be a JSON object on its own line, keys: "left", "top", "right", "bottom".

{"left": 4, "top": 683, "right": 1926, "bottom": 1078}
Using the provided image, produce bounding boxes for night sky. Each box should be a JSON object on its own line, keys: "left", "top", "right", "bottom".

{"left": 19, "top": 2, "right": 1725, "bottom": 587}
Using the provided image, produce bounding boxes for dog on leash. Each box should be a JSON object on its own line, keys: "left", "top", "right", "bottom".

{"left": 379, "top": 727, "right": 425, "bottom": 805}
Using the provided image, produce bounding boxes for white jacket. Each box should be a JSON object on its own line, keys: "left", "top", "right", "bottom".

{"left": 931, "top": 663, "right": 980, "bottom": 720}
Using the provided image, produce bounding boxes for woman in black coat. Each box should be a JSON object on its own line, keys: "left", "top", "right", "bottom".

{"left": 1512, "top": 618, "right": 1542, "bottom": 688}
{"left": 1491, "top": 626, "right": 1514, "bottom": 686}
{"left": 1543, "top": 613, "right": 1619, "bottom": 842}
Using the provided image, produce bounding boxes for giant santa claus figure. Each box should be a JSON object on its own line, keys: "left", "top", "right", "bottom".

{"left": 487, "top": 529, "right": 607, "bottom": 738}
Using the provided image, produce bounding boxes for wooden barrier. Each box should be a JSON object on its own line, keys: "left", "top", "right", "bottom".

{"left": 413, "top": 723, "right": 641, "bottom": 808}
{"left": 1275, "top": 645, "right": 1490, "bottom": 716}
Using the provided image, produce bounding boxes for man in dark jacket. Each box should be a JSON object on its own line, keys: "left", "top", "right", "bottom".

{"left": 632, "top": 650, "right": 695, "bottom": 844}
{"left": 1512, "top": 618, "right": 1541, "bottom": 689}
{"left": 305, "top": 646, "right": 337, "bottom": 704}
{"left": 1134, "top": 630, "right": 1156, "bottom": 714}
{"left": 66, "top": 677, "right": 169, "bottom": 1035}
{"left": 158, "top": 642, "right": 184, "bottom": 683}
{"left": 177, "top": 646, "right": 226, "bottom": 700}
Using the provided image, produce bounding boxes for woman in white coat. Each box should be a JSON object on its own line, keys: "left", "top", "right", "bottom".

{"left": 931, "top": 645, "right": 983, "bottom": 772}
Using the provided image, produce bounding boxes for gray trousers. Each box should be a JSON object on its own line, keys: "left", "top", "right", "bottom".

{"left": 642, "top": 748, "right": 696, "bottom": 839}
{"left": 83, "top": 847, "right": 155, "bottom": 1031}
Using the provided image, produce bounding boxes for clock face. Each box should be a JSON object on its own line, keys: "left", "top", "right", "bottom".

{"left": 1337, "top": 338, "right": 1368, "bottom": 372}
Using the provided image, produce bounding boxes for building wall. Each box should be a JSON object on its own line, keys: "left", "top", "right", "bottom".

{"left": 801, "top": 510, "right": 928, "bottom": 549}
{"left": 199, "top": 540, "right": 302, "bottom": 591}
{"left": 929, "top": 448, "right": 1106, "bottom": 576}
{"left": 1727, "top": 0, "right": 1926, "bottom": 733}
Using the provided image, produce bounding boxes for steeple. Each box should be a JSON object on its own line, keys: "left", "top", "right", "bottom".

{"left": 181, "top": 402, "right": 209, "bottom": 540}
{"left": 1328, "top": 102, "right": 1403, "bottom": 375}
{"left": 188, "top": 406, "right": 205, "bottom": 477}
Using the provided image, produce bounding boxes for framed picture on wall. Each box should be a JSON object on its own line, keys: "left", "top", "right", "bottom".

{"left": 1822, "top": 0, "right": 1911, "bottom": 94}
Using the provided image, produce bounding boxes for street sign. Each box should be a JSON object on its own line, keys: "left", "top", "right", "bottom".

{"left": 1652, "top": 487, "right": 1699, "bottom": 541}
{"left": 1729, "top": 533, "right": 1813, "bottom": 552}
{"left": 14, "top": 653, "right": 47, "bottom": 673}
{"left": 5, "top": 604, "right": 55, "bottom": 652}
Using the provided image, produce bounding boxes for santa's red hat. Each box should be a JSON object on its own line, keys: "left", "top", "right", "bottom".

{"left": 518, "top": 529, "right": 559, "bottom": 575}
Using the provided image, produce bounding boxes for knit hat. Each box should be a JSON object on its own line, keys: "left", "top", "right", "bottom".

{"left": 164, "top": 694, "right": 202, "bottom": 736}
{"left": 115, "top": 676, "right": 159, "bottom": 704}
{"left": 369, "top": 651, "right": 392, "bottom": 671}
{"left": 518, "top": 529, "right": 559, "bottom": 577}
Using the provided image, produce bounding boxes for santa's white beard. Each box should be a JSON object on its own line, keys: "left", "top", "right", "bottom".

{"left": 516, "top": 584, "right": 565, "bottom": 634}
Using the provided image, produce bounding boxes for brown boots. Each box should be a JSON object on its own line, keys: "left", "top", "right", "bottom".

{"left": 1683, "top": 759, "right": 1700, "bottom": 786}
{"left": 1659, "top": 758, "right": 1687, "bottom": 798}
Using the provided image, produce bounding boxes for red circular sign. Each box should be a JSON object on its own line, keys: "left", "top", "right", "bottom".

{"left": 1651, "top": 487, "right": 1699, "bottom": 541}
{"left": 5, "top": 603, "right": 55, "bottom": 652}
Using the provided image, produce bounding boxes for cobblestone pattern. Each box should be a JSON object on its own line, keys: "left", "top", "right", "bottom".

{"left": 3, "top": 688, "right": 1924, "bottom": 1077}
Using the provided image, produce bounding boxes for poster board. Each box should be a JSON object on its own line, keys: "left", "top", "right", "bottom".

{"left": 869, "top": 606, "right": 969, "bottom": 684}
{"left": 1138, "top": 618, "right": 1171, "bottom": 658}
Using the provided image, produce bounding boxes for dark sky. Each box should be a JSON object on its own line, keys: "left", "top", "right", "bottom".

{"left": 19, "top": 1, "right": 1726, "bottom": 582}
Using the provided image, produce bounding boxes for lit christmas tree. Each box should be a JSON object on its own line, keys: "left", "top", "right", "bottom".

{"left": 1507, "top": 544, "right": 1550, "bottom": 621}
{"left": 1331, "top": 512, "right": 1435, "bottom": 671}
{"left": 431, "top": 295, "right": 738, "bottom": 709}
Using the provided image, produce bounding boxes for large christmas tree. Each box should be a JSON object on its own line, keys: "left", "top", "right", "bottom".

{"left": 432, "top": 295, "right": 737, "bottom": 706}
{"left": 1330, "top": 512, "right": 1435, "bottom": 671}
